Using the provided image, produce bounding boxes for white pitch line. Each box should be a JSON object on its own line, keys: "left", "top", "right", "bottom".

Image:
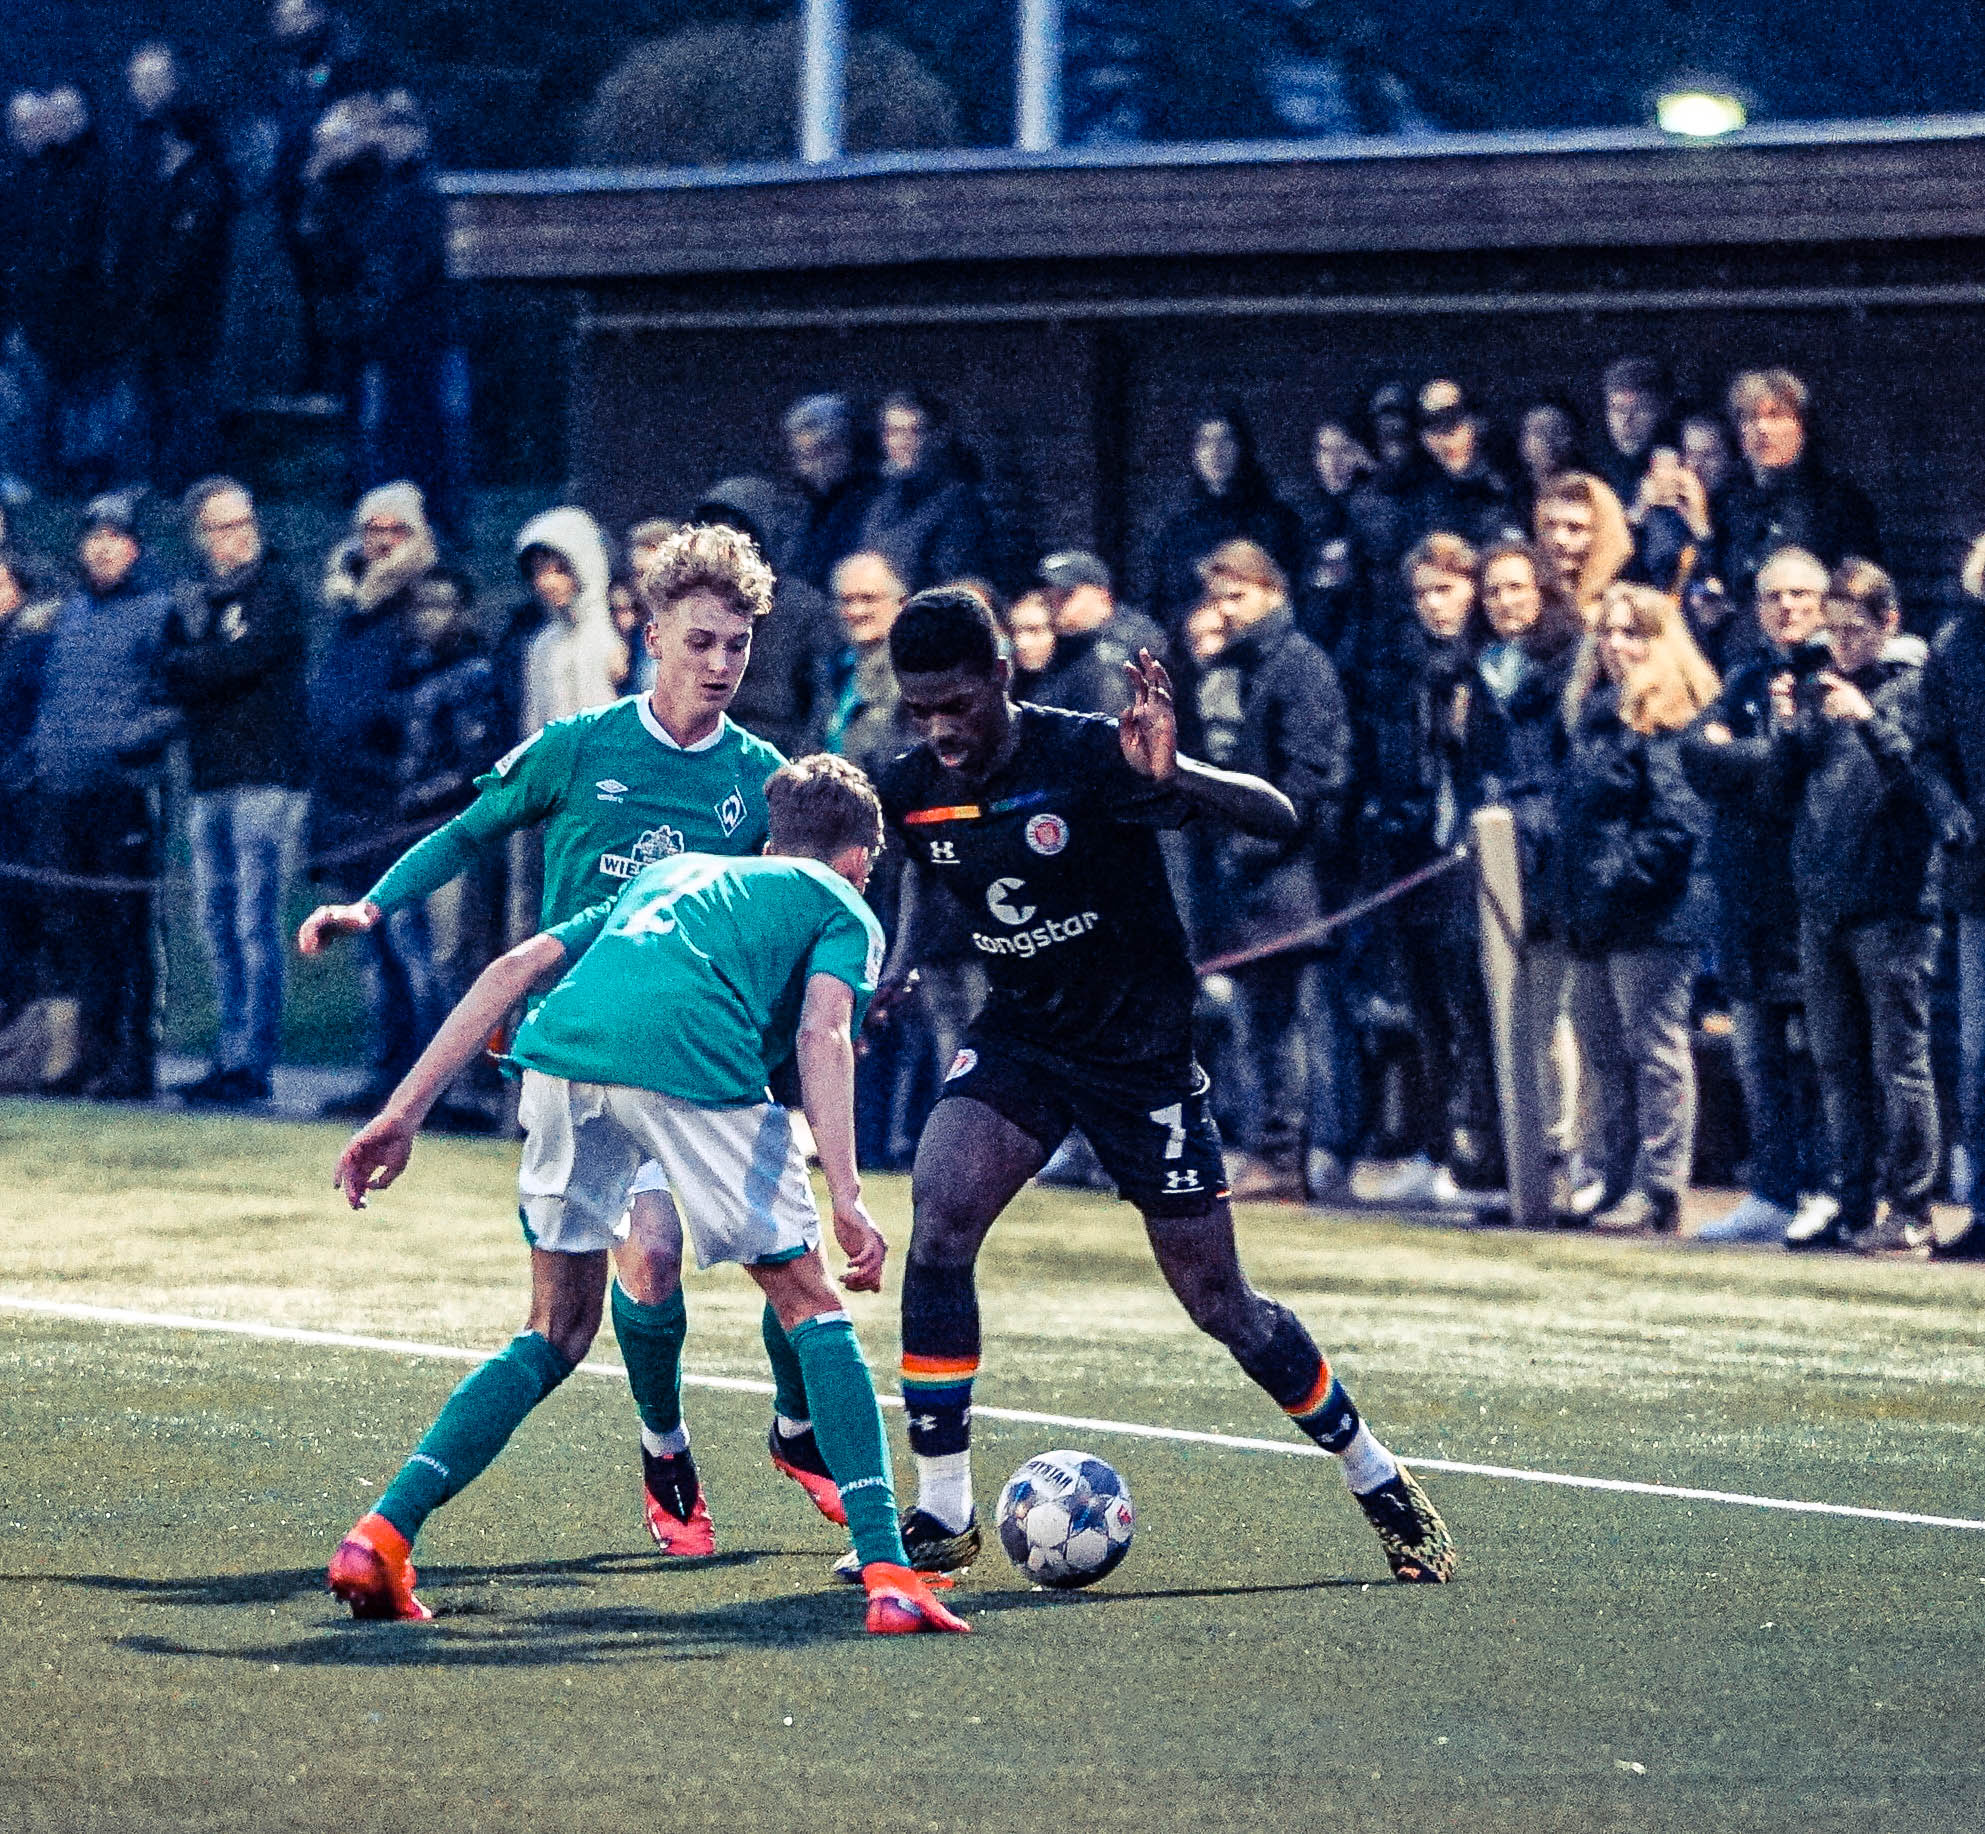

{"left": 7, "top": 1291, "right": 1984, "bottom": 1535}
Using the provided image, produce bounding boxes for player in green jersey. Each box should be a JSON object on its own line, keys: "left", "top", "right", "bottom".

{"left": 325, "top": 754, "right": 967, "bottom": 1635}
{"left": 299, "top": 526, "right": 836, "bottom": 1554}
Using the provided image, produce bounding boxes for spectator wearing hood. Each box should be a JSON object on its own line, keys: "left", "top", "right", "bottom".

{"left": 1920, "top": 537, "right": 1985, "bottom": 1257}
{"left": 13, "top": 87, "right": 118, "bottom": 494}
{"left": 1771, "top": 561, "right": 1961, "bottom": 1254}
{"left": 1711, "top": 370, "right": 1881, "bottom": 617}
{"left": 161, "top": 479, "right": 310, "bottom": 1107}
{"left": 783, "top": 393, "right": 880, "bottom": 594}
{"left": 119, "top": 46, "right": 238, "bottom": 491}
{"left": 1145, "top": 401, "right": 1303, "bottom": 644}
{"left": 307, "top": 482, "right": 443, "bottom": 1108}
{"left": 856, "top": 390, "right": 988, "bottom": 595}
{"left": 1192, "top": 540, "right": 1357, "bottom": 1204}
{"left": 509, "top": 506, "right": 625, "bottom": 739}
{"left": 692, "top": 476, "right": 840, "bottom": 758}
{"left": 1535, "top": 470, "right": 1635, "bottom": 631}
{"left": 1680, "top": 547, "right": 1835, "bottom": 1245}
{"left": 1027, "top": 550, "right": 1168, "bottom": 718}
{"left": 1558, "top": 584, "right": 1719, "bottom": 1235}
{"left": 25, "top": 494, "right": 176, "bottom": 1099}
{"left": 0, "top": 547, "right": 58, "bottom": 1028}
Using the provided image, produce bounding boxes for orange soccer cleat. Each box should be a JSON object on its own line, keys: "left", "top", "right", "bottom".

{"left": 861, "top": 1562, "right": 971, "bottom": 1635}
{"left": 768, "top": 1422, "right": 849, "bottom": 1527}
{"left": 643, "top": 1476, "right": 717, "bottom": 1557}
{"left": 327, "top": 1513, "right": 433, "bottom": 1622}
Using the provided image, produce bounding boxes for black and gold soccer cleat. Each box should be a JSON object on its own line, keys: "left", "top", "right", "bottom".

{"left": 1354, "top": 1465, "right": 1457, "bottom": 1583}
{"left": 833, "top": 1507, "right": 982, "bottom": 1583}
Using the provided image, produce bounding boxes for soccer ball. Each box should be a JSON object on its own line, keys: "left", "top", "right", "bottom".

{"left": 995, "top": 1451, "right": 1135, "bottom": 1589}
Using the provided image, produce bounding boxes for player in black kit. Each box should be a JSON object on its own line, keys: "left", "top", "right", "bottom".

{"left": 851, "top": 587, "right": 1455, "bottom": 1585}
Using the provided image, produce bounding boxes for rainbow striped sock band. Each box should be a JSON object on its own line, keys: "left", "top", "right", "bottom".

{"left": 1284, "top": 1363, "right": 1360, "bottom": 1454}
{"left": 900, "top": 1352, "right": 979, "bottom": 1458}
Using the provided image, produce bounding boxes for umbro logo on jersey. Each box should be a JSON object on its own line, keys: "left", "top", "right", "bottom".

{"left": 595, "top": 779, "right": 630, "bottom": 802}
{"left": 599, "top": 825, "right": 685, "bottom": 880}
{"left": 986, "top": 878, "right": 1036, "bottom": 926}
{"left": 715, "top": 789, "right": 746, "bottom": 836}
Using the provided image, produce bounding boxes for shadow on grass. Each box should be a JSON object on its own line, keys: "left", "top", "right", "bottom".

{"left": 5, "top": 1554, "right": 1395, "bottom": 1668}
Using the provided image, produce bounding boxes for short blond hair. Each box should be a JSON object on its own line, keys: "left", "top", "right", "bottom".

{"left": 640, "top": 523, "right": 775, "bottom": 622}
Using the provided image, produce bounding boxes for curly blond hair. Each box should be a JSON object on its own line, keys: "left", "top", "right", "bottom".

{"left": 639, "top": 522, "right": 775, "bottom": 622}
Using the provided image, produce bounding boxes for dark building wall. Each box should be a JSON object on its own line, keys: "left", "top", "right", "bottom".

{"left": 573, "top": 295, "right": 1985, "bottom": 620}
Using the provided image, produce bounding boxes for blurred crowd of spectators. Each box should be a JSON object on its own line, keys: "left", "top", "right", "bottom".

{"left": 2, "top": 274, "right": 1983, "bottom": 1263}
{"left": 1, "top": 4, "right": 460, "bottom": 527}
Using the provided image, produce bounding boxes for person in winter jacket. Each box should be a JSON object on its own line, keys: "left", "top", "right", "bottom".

{"left": 1401, "top": 378, "right": 1523, "bottom": 553}
{"left": 1711, "top": 369, "right": 1881, "bottom": 619}
{"left": 1558, "top": 583, "right": 1718, "bottom": 1233}
{"left": 1363, "top": 533, "right": 1501, "bottom": 1205}
{"left": 1144, "top": 400, "right": 1303, "bottom": 644}
{"left": 783, "top": 393, "right": 880, "bottom": 595}
{"left": 692, "top": 476, "right": 840, "bottom": 758}
{"left": 510, "top": 506, "right": 625, "bottom": 740}
{"left": 1291, "top": 414, "right": 1377, "bottom": 664}
{"left": 0, "top": 548, "right": 58, "bottom": 1027}
{"left": 1680, "top": 547, "right": 1835, "bottom": 1245}
{"left": 1770, "top": 560, "right": 1961, "bottom": 1253}
{"left": 855, "top": 391, "right": 988, "bottom": 595}
{"left": 1192, "top": 540, "right": 1356, "bottom": 1203}
{"left": 308, "top": 481, "right": 444, "bottom": 1109}
{"left": 25, "top": 494, "right": 177, "bottom": 1099}
{"left": 1535, "top": 471, "right": 1635, "bottom": 631}
{"left": 1917, "top": 534, "right": 1985, "bottom": 1258}
{"left": 1028, "top": 549, "right": 1169, "bottom": 719}
{"left": 120, "top": 47, "right": 238, "bottom": 490}
{"left": 162, "top": 479, "right": 311, "bottom": 1105}
{"left": 1465, "top": 540, "right": 1583, "bottom": 1192}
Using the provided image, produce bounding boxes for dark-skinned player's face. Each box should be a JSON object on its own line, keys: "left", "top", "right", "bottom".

{"left": 897, "top": 661, "right": 1010, "bottom": 781}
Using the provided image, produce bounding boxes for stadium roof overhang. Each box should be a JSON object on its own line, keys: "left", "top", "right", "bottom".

{"left": 442, "top": 115, "right": 1985, "bottom": 326}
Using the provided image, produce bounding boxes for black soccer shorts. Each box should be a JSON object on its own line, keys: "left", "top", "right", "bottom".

{"left": 935, "top": 1032, "right": 1229, "bottom": 1217}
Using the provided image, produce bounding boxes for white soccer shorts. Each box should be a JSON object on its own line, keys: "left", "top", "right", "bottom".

{"left": 516, "top": 1069, "right": 820, "bottom": 1268}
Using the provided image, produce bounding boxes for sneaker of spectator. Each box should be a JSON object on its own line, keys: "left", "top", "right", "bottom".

{"left": 1304, "top": 1147, "right": 1355, "bottom": 1208}
{"left": 1591, "top": 1187, "right": 1678, "bottom": 1234}
{"left": 1695, "top": 1193, "right": 1798, "bottom": 1244}
{"left": 1856, "top": 1207, "right": 1933, "bottom": 1257}
{"left": 1783, "top": 1192, "right": 1850, "bottom": 1251}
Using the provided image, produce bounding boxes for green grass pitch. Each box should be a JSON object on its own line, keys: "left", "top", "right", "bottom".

{"left": 4, "top": 1099, "right": 1985, "bottom": 1832}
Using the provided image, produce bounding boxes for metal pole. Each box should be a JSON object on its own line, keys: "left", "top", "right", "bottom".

{"left": 1471, "top": 806, "right": 1551, "bottom": 1229}
{"left": 1016, "top": 0, "right": 1063, "bottom": 151}
{"left": 801, "top": 0, "right": 847, "bottom": 163}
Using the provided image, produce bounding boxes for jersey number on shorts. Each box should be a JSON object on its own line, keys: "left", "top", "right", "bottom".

{"left": 1149, "top": 1102, "right": 1186, "bottom": 1160}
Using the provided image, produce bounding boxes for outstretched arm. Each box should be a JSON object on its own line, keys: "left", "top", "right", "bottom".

{"left": 794, "top": 972, "right": 887, "bottom": 1293}
{"left": 1119, "top": 649, "right": 1298, "bottom": 841}
{"left": 333, "top": 933, "right": 568, "bottom": 1208}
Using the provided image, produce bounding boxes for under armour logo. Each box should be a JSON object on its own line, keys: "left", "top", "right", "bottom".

{"left": 1164, "top": 1169, "right": 1202, "bottom": 1192}
{"left": 986, "top": 877, "right": 1035, "bottom": 926}
{"left": 929, "top": 840, "right": 958, "bottom": 863}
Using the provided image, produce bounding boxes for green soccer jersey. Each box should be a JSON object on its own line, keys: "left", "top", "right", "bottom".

{"left": 511, "top": 853, "right": 886, "bottom": 1108}
{"left": 365, "top": 697, "right": 786, "bottom": 928}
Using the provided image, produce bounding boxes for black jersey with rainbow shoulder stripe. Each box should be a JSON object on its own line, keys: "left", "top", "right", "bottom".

{"left": 877, "top": 702, "right": 1198, "bottom": 1073}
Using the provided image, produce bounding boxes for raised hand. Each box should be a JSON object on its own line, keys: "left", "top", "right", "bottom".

{"left": 299, "top": 900, "right": 382, "bottom": 957}
{"left": 1118, "top": 649, "right": 1179, "bottom": 782}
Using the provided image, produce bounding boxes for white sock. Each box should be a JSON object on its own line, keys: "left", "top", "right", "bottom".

{"left": 641, "top": 1424, "right": 690, "bottom": 1459}
{"left": 775, "top": 1414, "right": 812, "bottom": 1440}
{"left": 1336, "top": 1421, "right": 1400, "bottom": 1496}
{"left": 914, "top": 1451, "right": 975, "bottom": 1531}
